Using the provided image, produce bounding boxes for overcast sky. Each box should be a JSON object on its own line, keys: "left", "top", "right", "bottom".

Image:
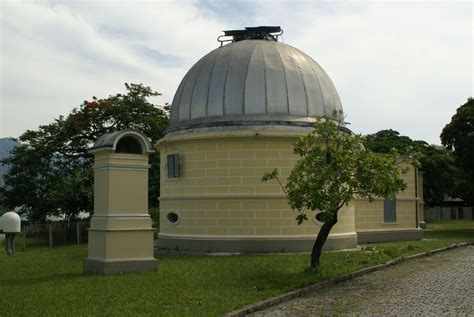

{"left": 1, "top": 0, "right": 472, "bottom": 145}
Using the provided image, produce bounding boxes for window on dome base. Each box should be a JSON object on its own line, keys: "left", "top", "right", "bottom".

{"left": 167, "top": 154, "right": 179, "bottom": 178}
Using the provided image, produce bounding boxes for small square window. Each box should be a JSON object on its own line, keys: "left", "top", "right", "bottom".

{"left": 384, "top": 197, "right": 396, "bottom": 222}
{"left": 167, "top": 154, "right": 179, "bottom": 178}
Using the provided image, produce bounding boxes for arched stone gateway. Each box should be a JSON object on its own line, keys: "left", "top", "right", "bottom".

{"left": 84, "top": 129, "right": 157, "bottom": 274}
{"left": 156, "top": 27, "right": 422, "bottom": 252}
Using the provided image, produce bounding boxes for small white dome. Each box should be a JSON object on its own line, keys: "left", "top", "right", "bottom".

{"left": 168, "top": 39, "right": 343, "bottom": 132}
{"left": 0, "top": 211, "right": 21, "bottom": 233}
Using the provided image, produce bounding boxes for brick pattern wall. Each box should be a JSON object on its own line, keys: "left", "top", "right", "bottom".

{"left": 354, "top": 163, "right": 419, "bottom": 231}
{"left": 159, "top": 135, "right": 355, "bottom": 237}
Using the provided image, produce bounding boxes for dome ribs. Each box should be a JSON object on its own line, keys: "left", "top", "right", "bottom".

{"left": 188, "top": 54, "right": 211, "bottom": 120}
{"left": 170, "top": 70, "right": 188, "bottom": 123}
{"left": 244, "top": 43, "right": 266, "bottom": 115}
{"left": 222, "top": 44, "right": 236, "bottom": 116}
{"left": 190, "top": 49, "right": 220, "bottom": 120}
{"left": 205, "top": 49, "right": 221, "bottom": 118}
{"left": 224, "top": 41, "right": 254, "bottom": 116}
{"left": 207, "top": 42, "right": 234, "bottom": 117}
{"left": 309, "top": 59, "right": 336, "bottom": 116}
{"left": 275, "top": 44, "right": 291, "bottom": 115}
{"left": 262, "top": 43, "right": 268, "bottom": 115}
{"left": 178, "top": 56, "right": 207, "bottom": 121}
{"left": 241, "top": 42, "right": 257, "bottom": 116}
{"left": 168, "top": 39, "right": 343, "bottom": 132}
{"left": 262, "top": 42, "right": 287, "bottom": 115}
{"left": 292, "top": 49, "right": 310, "bottom": 117}
{"left": 277, "top": 45, "right": 308, "bottom": 117}
{"left": 300, "top": 53, "right": 326, "bottom": 118}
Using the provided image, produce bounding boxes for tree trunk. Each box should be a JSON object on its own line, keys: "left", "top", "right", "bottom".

{"left": 310, "top": 212, "right": 338, "bottom": 269}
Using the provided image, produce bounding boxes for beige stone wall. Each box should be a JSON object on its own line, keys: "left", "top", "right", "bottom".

{"left": 85, "top": 148, "right": 157, "bottom": 274}
{"left": 157, "top": 129, "right": 421, "bottom": 248}
{"left": 157, "top": 129, "right": 356, "bottom": 240}
{"left": 93, "top": 152, "right": 149, "bottom": 215}
{"left": 159, "top": 197, "right": 355, "bottom": 237}
{"left": 418, "top": 171, "right": 425, "bottom": 224}
{"left": 354, "top": 162, "right": 420, "bottom": 231}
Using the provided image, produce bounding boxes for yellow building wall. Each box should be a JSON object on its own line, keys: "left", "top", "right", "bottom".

{"left": 157, "top": 129, "right": 421, "bottom": 249}
{"left": 354, "top": 162, "right": 420, "bottom": 231}
{"left": 418, "top": 171, "right": 425, "bottom": 227}
{"left": 157, "top": 130, "right": 356, "bottom": 241}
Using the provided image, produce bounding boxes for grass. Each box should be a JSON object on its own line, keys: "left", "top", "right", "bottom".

{"left": 1, "top": 221, "right": 472, "bottom": 316}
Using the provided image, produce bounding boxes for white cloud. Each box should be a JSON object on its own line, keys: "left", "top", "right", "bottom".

{"left": 286, "top": 1, "right": 472, "bottom": 144}
{"left": 0, "top": 0, "right": 223, "bottom": 137}
{"left": 0, "top": 0, "right": 472, "bottom": 145}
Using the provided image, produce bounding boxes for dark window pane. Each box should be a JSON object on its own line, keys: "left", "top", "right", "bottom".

{"left": 167, "top": 154, "right": 179, "bottom": 178}
{"left": 167, "top": 154, "right": 174, "bottom": 178}
{"left": 384, "top": 197, "right": 396, "bottom": 222}
{"left": 173, "top": 154, "right": 179, "bottom": 177}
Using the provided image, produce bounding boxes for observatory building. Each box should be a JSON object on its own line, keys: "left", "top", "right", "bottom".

{"left": 156, "top": 27, "right": 422, "bottom": 252}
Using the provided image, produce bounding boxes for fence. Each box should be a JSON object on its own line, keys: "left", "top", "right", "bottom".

{"left": 2, "top": 218, "right": 160, "bottom": 251}
{"left": 425, "top": 206, "right": 473, "bottom": 221}
{"left": 9, "top": 221, "right": 90, "bottom": 250}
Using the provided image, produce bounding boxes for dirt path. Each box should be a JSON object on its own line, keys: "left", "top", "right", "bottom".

{"left": 252, "top": 246, "right": 474, "bottom": 316}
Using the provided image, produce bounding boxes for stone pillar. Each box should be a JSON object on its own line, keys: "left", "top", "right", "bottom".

{"left": 84, "top": 129, "right": 157, "bottom": 274}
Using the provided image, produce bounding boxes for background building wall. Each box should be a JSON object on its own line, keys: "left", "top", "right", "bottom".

{"left": 354, "top": 163, "right": 422, "bottom": 243}
{"left": 425, "top": 206, "right": 473, "bottom": 221}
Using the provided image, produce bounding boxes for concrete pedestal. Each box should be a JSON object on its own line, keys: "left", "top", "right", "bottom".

{"left": 84, "top": 130, "right": 157, "bottom": 275}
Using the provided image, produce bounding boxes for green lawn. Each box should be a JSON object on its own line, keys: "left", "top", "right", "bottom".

{"left": 1, "top": 221, "right": 472, "bottom": 316}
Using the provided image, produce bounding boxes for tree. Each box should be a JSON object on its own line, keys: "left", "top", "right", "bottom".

{"left": 1, "top": 83, "right": 169, "bottom": 221}
{"left": 262, "top": 115, "right": 412, "bottom": 269}
{"left": 441, "top": 98, "right": 474, "bottom": 204}
{"left": 365, "top": 129, "right": 460, "bottom": 207}
{"left": 0, "top": 189, "right": 8, "bottom": 216}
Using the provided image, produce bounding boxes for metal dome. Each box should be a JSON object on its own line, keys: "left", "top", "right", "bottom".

{"left": 168, "top": 39, "right": 343, "bottom": 132}
{"left": 0, "top": 211, "right": 21, "bottom": 233}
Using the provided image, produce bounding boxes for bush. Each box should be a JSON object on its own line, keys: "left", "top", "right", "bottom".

{"left": 148, "top": 208, "right": 159, "bottom": 221}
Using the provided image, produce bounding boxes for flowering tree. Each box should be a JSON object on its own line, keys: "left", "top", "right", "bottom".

{"left": 263, "top": 114, "right": 415, "bottom": 269}
{"left": 2, "top": 83, "right": 168, "bottom": 221}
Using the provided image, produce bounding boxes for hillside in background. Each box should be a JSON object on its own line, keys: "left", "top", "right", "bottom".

{"left": 0, "top": 137, "right": 20, "bottom": 187}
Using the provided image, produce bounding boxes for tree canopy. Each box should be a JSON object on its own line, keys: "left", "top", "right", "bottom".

{"left": 1, "top": 83, "right": 169, "bottom": 221}
{"left": 263, "top": 115, "right": 411, "bottom": 269}
{"left": 441, "top": 98, "right": 474, "bottom": 204}
{"left": 365, "top": 129, "right": 459, "bottom": 207}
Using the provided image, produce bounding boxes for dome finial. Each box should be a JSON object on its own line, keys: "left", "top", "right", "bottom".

{"left": 217, "top": 26, "right": 283, "bottom": 46}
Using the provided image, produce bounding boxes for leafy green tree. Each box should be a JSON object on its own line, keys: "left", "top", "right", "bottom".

{"left": 1, "top": 83, "right": 169, "bottom": 221}
{"left": 0, "top": 189, "right": 8, "bottom": 216}
{"left": 441, "top": 98, "right": 474, "bottom": 204}
{"left": 263, "top": 115, "right": 411, "bottom": 269}
{"left": 365, "top": 129, "right": 460, "bottom": 207}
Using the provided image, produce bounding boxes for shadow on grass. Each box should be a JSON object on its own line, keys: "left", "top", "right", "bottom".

{"left": 1, "top": 272, "right": 85, "bottom": 287}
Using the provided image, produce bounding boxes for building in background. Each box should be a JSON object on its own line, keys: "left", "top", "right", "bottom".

{"left": 425, "top": 197, "right": 473, "bottom": 221}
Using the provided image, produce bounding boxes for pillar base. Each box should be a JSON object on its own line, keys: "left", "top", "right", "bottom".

{"left": 156, "top": 232, "right": 358, "bottom": 252}
{"left": 84, "top": 257, "right": 158, "bottom": 275}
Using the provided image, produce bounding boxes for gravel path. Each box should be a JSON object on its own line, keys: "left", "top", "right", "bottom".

{"left": 252, "top": 246, "right": 474, "bottom": 316}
